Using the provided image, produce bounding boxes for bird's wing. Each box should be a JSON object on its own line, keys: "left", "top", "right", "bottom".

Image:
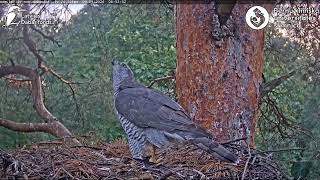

{"left": 115, "top": 86, "right": 239, "bottom": 163}
{"left": 115, "top": 87, "right": 210, "bottom": 137}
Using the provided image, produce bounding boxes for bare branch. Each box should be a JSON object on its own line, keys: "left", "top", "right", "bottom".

{"left": 6, "top": 37, "right": 23, "bottom": 41}
{"left": 260, "top": 93, "right": 312, "bottom": 139}
{"left": 255, "top": 148, "right": 305, "bottom": 155}
{"left": 0, "top": 65, "right": 81, "bottom": 145}
{"left": 241, "top": 141, "right": 251, "bottom": 180}
{"left": 22, "top": 25, "right": 45, "bottom": 68}
{"left": 46, "top": 67, "right": 84, "bottom": 123}
{"left": 0, "top": 5, "right": 80, "bottom": 145}
{"left": 22, "top": 22, "right": 83, "bottom": 122}
{"left": 29, "top": 24, "right": 61, "bottom": 47}
{"left": 38, "top": 49, "right": 54, "bottom": 56}
{"left": 0, "top": 117, "right": 80, "bottom": 145}
{"left": 148, "top": 75, "right": 174, "bottom": 88}
{"left": 0, "top": 65, "right": 54, "bottom": 122}
{"left": 4, "top": 76, "right": 31, "bottom": 82}
{"left": 1, "top": 118, "right": 49, "bottom": 134}
{"left": 22, "top": 23, "right": 80, "bottom": 97}
{"left": 260, "top": 71, "right": 296, "bottom": 98}
{"left": 0, "top": 118, "right": 50, "bottom": 133}
{"left": 221, "top": 137, "right": 247, "bottom": 145}
{"left": 47, "top": 67, "right": 77, "bottom": 85}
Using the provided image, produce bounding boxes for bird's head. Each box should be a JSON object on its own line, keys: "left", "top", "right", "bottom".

{"left": 112, "top": 59, "right": 134, "bottom": 91}
{"left": 8, "top": 6, "right": 20, "bottom": 14}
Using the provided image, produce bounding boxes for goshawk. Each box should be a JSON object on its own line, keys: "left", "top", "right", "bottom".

{"left": 112, "top": 60, "right": 238, "bottom": 163}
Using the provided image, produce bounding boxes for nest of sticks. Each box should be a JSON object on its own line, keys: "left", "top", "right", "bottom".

{"left": 0, "top": 138, "right": 289, "bottom": 179}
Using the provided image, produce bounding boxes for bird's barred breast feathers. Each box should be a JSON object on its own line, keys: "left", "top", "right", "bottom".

{"left": 115, "top": 110, "right": 146, "bottom": 160}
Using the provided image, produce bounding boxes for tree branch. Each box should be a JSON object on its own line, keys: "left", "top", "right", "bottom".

{"left": 148, "top": 75, "right": 174, "bottom": 88}
{"left": 255, "top": 148, "right": 305, "bottom": 155}
{"left": 0, "top": 65, "right": 55, "bottom": 122}
{"left": 4, "top": 76, "right": 31, "bottom": 82}
{"left": 0, "top": 118, "right": 79, "bottom": 144}
{"left": 261, "top": 93, "right": 312, "bottom": 139}
{"left": 221, "top": 137, "right": 247, "bottom": 145}
{"left": 0, "top": 5, "right": 80, "bottom": 145}
{"left": 23, "top": 25, "right": 46, "bottom": 68}
{"left": 46, "top": 67, "right": 84, "bottom": 125}
{"left": 29, "top": 24, "right": 61, "bottom": 47}
{"left": 1, "top": 118, "right": 51, "bottom": 134}
{"left": 22, "top": 22, "right": 80, "bottom": 108}
{"left": 38, "top": 49, "right": 54, "bottom": 56}
{"left": 0, "top": 65, "right": 80, "bottom": 145}
{"left": 260, "top": 71, "right": 296, "bottom": 98}
{"left": 47, "top": 68, "right": 77, "bottom": 85}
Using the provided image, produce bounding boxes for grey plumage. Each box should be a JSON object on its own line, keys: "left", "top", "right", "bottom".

{"left": 112, "top": 60, "right": 238, "bottom": 163}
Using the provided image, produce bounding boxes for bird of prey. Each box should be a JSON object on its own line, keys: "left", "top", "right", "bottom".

{"left": 112, "top": 60, "right": 238, "bottom": 164}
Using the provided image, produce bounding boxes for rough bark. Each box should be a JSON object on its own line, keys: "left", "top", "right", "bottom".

{"left": 176, "top": 2, "right": 265, "bottom": 145}
{"left": 0, "top": 65, "right": 80, "bottom": 145}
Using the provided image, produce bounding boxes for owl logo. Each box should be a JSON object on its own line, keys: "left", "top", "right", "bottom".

{"left": 1, "top": 6, "right": 26, "bottom": 27}
{"left": 245, "top": 6, "right": 269, "bottom": 30}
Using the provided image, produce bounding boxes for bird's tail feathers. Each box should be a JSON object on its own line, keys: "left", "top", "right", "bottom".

{"left": 190, "top": 137, "right": 239, "bottom": 163}
{"left": 164, "top": 131, "right": 238, "bottom": 163}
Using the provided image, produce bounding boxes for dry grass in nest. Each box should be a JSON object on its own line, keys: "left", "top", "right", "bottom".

{"left": 0, "top": 138, "right": 289, "bottom": 179}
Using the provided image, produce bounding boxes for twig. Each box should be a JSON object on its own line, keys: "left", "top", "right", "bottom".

{"left": 225, "top": 167, "right": 235, "bottom": 180}
{"left": 255, "top": 148, "right": 305, "bottom": 155}
{"left": 46, "top": 67, "right": 84, "bottom": 126}
{"left": 264, "top": 94, "right": 312, "bottom": 138}
{"left": 221, "top": 137, "right": 247, "bottom": 145}
{"left": 9, "top": 58, "right": 15, "bottom": 66}
{"left": 36, "top": 141, "right": 63, "bottom": 146}
{"left": 61, "top": 167, "right": 77, "bottom": 179}
{"left": 38, "top": 49, "right": 54, "bottom": 56}
{"left": 4, "top": 77, "right": 31, "bottom": 82}
{"left": 52, "top": 168, "right": 62, "bottom": 179}
{"left": 47, "top": 67, "right": 77, "bottom": 85}
{"left": 241, "top": 141, "right": 251, "bottom": 180}
{"left": 6, "top": 37, "right": 23, "bottom": 41}
{"left": 193, "top": 169, "right": 206, "bottom": 179}
{"left": 29, "top": 24, "right": 61, "bottom": 47}
{"left": 148, "top": 76, "right": 174, "bottom": 88}
{"left": 260, "top": 70, "right": 296, "bottom": 98}
{"left": 159, "top": 170, "right": 173, "bottom": 180}
{"left": 70, "top": 145, "right": 103, "bottom": 151}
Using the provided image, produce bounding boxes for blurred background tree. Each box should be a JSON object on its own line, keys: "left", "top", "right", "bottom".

{"left": 0, "top": 4, "right": 175, "bottom": 146}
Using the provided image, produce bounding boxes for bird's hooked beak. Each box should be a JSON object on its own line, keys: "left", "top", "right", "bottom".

{"left": 8, "top": 6, "right": 20, "bottom": 14}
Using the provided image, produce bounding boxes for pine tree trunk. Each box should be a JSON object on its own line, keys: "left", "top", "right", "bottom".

{"left": 175, "top": 3, "right": 264, "bottom": 146}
